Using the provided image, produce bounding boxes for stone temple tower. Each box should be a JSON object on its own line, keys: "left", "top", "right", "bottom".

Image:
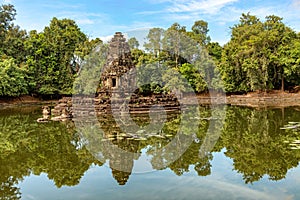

{"left": 99, "top": 32, "right": 136, "bottom": 93}
{"left": 52, "top": 31, "right": 180, "bottom": 117}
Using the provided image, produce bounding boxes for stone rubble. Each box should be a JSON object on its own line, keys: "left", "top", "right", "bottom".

{"left": 51, "top": 32, "right": 181, "bottom": 119}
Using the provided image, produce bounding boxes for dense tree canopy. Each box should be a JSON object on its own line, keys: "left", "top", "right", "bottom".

{"left": 140, "top": 21, "right": 220, "bottom": 94}
{"left": 0, "top": 59, "right": 28, "bottom": 96}
{"left": 25, "top": 17, "right": 88, "bottom": 95}
{"left": 128, "top": 37, "right": 139, "bottom": 49}
{"left": 0, "top": 4, "right": 102, "bottom": 97}
{"left": 0, "top": 3, "right": 299, "bottom": 97}
{"left": 0, "top": 4, "right": 16, "bottom": 49}
{"left": 219, "top": 13, "right": 299, "bottom": 92}
{"left": 0, "top": 4, "right": 27, "bottom": 64}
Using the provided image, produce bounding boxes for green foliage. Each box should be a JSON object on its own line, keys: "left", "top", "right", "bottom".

{"left": 162, "top": 23, "right": 188, "bottom": 68}
{"left": 179, "top": 63, "right": 206, "bottom": 92}
{"left": 73, "top": 43, "right": 108, "bottom": 95}
{"left": 75, "top": 37, "right": 103, "bottom": 60}
{"left": 219, "top": 13, "right": 299, "bottom": 92}
{"left": 219, "top": 106, "right": 300, "bottom": 183}
{"left": 0, "top": 3, "right": 299, "bottom": 97}
{"left": 144, "top": 28, "right": 165, "bottom": 55}
{"left": 25, "top": 17, "right": 88, "bottom": 95}
{"left": 0, "top": 107, "right": 101, "bottom": 198}
{"left": 0, "top": 59, "right": 28, "bottom": 96}
{"left": 141, "top": 22, "right": 220, "bottom": 94}
{"left": 130, "top": 48, "right": 145, "bottom": 65}
{"left": 280, "top": 35, "right": 300, "bottom": 87}
{"left": 207, "top": 42, "right": 222, "bottom": 63}
{"left": 162, "top": 67, "right": 189, "bottom": 93}
{"left": 191, "top": 20, "right": 211, "bottom": 45}
{"left": 128, "top": 37, "right": 139, "bottom": 49}
{"left": 136, "top": 59, "right": 165, "bottom": 94}
{"left": 0, "top": 4, "right": 15, "bottom": 29}
{"left": 0, "top": 4, "right": 27, "bottom": 64}
{"left": 1, "top": 105, "right": 300, "bottom": 196}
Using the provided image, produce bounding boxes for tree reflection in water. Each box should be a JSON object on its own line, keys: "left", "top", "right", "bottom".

{"left": 217, "top": 106, "right": 300, "bottom": 183}
{"left": 0, "top": 106, "right": 300, "bottom": 199}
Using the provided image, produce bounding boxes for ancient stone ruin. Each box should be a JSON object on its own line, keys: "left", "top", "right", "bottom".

{"left": 99, "top": 32, "right": 135, "bottom": 93}
{"left": 50, "top": 31, "right": 180, "bottom": 119}
{"left": 42, "top": 32, "right": 183, "bottom": 184}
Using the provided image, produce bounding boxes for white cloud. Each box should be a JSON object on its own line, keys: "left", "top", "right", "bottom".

{"left": 145, "top": 0, "right": 239, "bottom": 14}
{"left": 105, "top": 21, "right": 154, "bottom": 35}
{"left": 57, "top": 11, "right": 107, "bottom": 21}
{"left": 292, "top": 0, "right": 300, "bottom": 7}
{"left": 167, "top": 0, "right": 239, "bottom": 14}
{"left": 146, "top": 0, "right": 171, "bottom": 4}
{"left": 55, "top": 11, "right": 109, "bottom": 28}
{"left": 140, "top": 0, "right": 241, "bottom": 26}
{"left": 99, "top": 35, "right": 114, "bottom": 43}
{"left": 41, "top": 2, "right": 82, "bottom": 10}
{"left": 143, "top": 0, "right": 300, "bottom": 26}
{"left": 137, "top": 0, "right": 239, "bottom": 16}
{"left": 2, "top": 0, "right": 12, "bottom": 4}
{"left": 76, "top": 19, "right": 94, "bottom": 25}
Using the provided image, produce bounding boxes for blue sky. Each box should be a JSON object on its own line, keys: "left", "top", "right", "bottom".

{"left": 2, "top": 0, "right": 300, "bottom": 45}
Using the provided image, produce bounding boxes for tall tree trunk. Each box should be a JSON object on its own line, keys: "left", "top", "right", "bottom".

{"left": 281, "top": 75, "right": 284, "bottom": 91}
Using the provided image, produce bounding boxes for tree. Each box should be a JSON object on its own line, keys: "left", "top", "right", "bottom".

{"left": 0, "top": 4, "right": 15, "bottom": 29}
{"left": 25, "top": 17, "right": 88, "bottom": 96}
{"left": 162, "top": 23, "right": 189, "bottom": 68}
{"left": 219, "top": 13, "right": 298, "bottom": 93}
{"left": 0, "top": 4, "right": 16, "bottom": 50}
{"left": 179, "top": 63, "right": 207, "bottom": 92}
{"left": 144, "top": 28, "right": 164, "bottom": 56}
{"left": 0, "top": 59, "right": 28, "bottom": 97}
{"left": 73, "top": 43, "right": 108, "bottom": 95}
{"left": 2, "top": 25, "right": 27, "bottom": 63}
{"left": 207, "top": 42, "right": 222, "bottom": 63}
{"left": 219, "top": 13, "right": 263, "bottom": 92}
{"left": 282, "top": 35, "right": 300, "bottom": 87}
{"left": 0, "top": 4, "right": 27, "bottom": 63}
{"left": 74, "top": 37, "right": 103, "bottom": 75}
{"left": 0, "top": 108, "right": 102, "bottom": 195}
{"left": 219, "top": 106, "right": 300, "bottom": 183}
{"left": 141, "top": 23, "right": 219, "bottom": 94}
{"left": 128, "top": 37, "right": 139, "bottom": 49}
{"left": 130, "top": 48, "right": 145, "bottom": 65}
{"left": 264, "top": 15, "right": 297, "bottom": 91}
{"left": 190, "top": 20, "right": 211, "bottom": 46}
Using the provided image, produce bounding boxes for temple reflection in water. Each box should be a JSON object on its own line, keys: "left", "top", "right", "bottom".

{"left": 1, "top": 105, "right": 300, "bottom": 200}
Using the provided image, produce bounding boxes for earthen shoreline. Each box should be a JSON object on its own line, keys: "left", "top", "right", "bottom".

{"left": 0, "top": 91, "right": 299, "bottom": 108}
{"left": 193, "top": 91, "right": 300, "bottom": 107}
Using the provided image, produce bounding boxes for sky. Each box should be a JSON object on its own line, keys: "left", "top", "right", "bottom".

{"left": 2, "top": 0, "right": 300, "bottom": 45}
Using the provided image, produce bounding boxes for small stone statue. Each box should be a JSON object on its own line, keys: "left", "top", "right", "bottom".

{"left": 51, "top": 107, "right": 71, "bottom": 121}
{"left": 37, "top": 106, "right": 51, "bottom": 123}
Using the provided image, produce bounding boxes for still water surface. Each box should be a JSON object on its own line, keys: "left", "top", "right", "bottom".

{"left": 1, "top": 105, "right": 300, "bottom": 200}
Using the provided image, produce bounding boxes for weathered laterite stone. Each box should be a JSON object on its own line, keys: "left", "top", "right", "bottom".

{"left": 51, "top": 32, "right": 180, "bottom": 119}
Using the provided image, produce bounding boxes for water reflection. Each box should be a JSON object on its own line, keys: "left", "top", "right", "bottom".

{"left": 0, "top": 107, "right": 101, "bottom": 199}
{"left": 0, "top": 106, "right": 300, "bottom": 199}
{"left": 217, "top": 106, "right": 300, "bottom": 183}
